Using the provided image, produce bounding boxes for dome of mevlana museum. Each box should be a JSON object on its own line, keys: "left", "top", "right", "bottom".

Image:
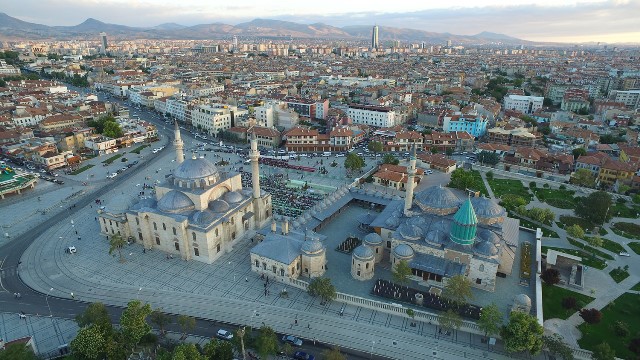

{"left": 471, "top": 196, "right": 506, "bottom": 224}
{"left": 353, "top": 244, "right": 375, "bottom": 260}
{"left": 414, "top": 186, "right": 461, "bottom": 214}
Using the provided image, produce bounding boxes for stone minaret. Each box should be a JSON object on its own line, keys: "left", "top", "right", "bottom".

{"left": 404, "top": 144, "right": 417, "bottom": 216}
{"left": 173, "top": 120, "right": 184, "bottom": 164}
{"left": 249, "top": 131, "right": 261, "bottom": 199}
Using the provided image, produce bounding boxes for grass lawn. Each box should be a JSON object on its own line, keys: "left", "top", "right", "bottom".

{"left": 532, "top": 188, "right": 580, "bottom": 210}
{"left": 469, "top": 170, "right": 489, "bottom": 197}
{"left": 631, "top": 282, "right": 640, "bottom": 291}
{"left": 567, "top": 238, "right": 614, "bottom": 260}
{"left": 70, "top": 164, "right": 94, "bottom": 175}
{"left": 610, "top": 202, "right": 640, "bottom": 219}
{"left": 542, "top": 284, "right": 594, "bottom": 320}
{"left": 627, "top": 242, "right": 640, "bottom": 255}
{"left": 488, "top": 178, "right": 532, "bottom": 202}
{"left": 593, "top": 237, "right": 626, "bottom": 254}
{"left": 541, "top": 246, "right": 607, "bottom": 270}
{"left": 130, "top": 144, "right": 150, "bottom": 154}
{"left": 612, "top": 222, "right": 640, "bottom": 240}
{"left": 599, "top": 227, "right": 608, "bottom": 236}
{"left": 557, "top": 215, "right": 597, "bottom": 232}
{"left": 102, "top": 154, "right": 123, "bottom": 164}
{"left": 578, "top": 293, "right": 640, "bottom": 359}
{"left": 609, "top": 267, "right": 630, "bottom": 283}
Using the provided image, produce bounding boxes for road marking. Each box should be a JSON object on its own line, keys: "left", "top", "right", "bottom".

{"left": 0, "top": 256, "right": 8, "bottom": 292}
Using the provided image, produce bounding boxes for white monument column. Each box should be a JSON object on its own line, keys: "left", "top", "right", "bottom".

{"left": 174, "top": 120, "right": 184, "bottom": 164}
{"left": 249, "top": 131, "right": 261, "bottom": 199}
{"left": 404, "top": 144, "right": 417, "bottom": 216}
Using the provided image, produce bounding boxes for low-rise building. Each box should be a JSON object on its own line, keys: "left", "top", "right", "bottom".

{"left": 486, "top": 127, "right": 537, "bottom": 147}
{"left": 371, "top": 164, "right": 423, "bottom": 191}
{"left": 417, "top": 153, "right": 457, "bottom": 173}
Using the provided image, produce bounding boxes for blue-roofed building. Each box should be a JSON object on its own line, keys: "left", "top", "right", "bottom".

{"left": 442, "top": 111, "right": 489, "bottom": 138}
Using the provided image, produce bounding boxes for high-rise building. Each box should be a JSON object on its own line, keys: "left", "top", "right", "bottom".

{"left": 99, "top": 32, "right": 108, "bottom": 54}
{"left": 371, "top": 25, "right": 379, "bottom": 50}
{"left": 232, "top": 36, "right": 238, "bottom": 52}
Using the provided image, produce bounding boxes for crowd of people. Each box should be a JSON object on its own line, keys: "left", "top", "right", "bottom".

{"left": 241, "top": 172, "right": 323, "bottom": 217}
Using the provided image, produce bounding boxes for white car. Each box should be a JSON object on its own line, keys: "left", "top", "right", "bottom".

{"left": 619, "top": 252, "right": 631, "bottom": 257}
{"left": 216, "top": 329, "right": 234, "bottom": 340}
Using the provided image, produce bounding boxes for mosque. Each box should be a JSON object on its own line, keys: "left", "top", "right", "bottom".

{"left": 97, "top": 122, "right": 273, "bottom": 264}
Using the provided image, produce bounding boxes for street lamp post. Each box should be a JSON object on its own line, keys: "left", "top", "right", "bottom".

{"left": 370, "top": 340, "right": 376, "bottom": 360}
{"left": 46, "top": 287, "right": 54, "bottom": 317}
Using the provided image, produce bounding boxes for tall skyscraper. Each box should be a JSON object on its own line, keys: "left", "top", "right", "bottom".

{"left": 232, "top": 35, "right": 238, "bottom": 52}
{"left": 100, "top": 32, "right": 108, "bottom": 54}
{"left": 371, "top": 25, "right": 379, "bottom": 50}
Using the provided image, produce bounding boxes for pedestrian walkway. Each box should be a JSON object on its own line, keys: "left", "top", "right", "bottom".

{"left": 479, "top": 171, "right": 496, "bottom": 200}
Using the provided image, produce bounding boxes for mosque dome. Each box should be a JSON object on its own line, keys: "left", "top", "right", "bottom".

{"left": 174, "top": 155, "right": 219, "bottom": 181}
{"left": 353, "top": 244, "right": 375, "bottom": 260}
{"left": 363, "top": 233, "right": 383, "bottom": 246}
{"left": 477, "top": 228, "right": 501, "bottom": 246}
{"left": 397, "top": 223, "right": 423, "bottom": 241}
{"left": 449, "top": 198, "right": 478, "bottom": 246}
{"left": 393, "top": 244, "right": 415, "bottom": 259}
{"left": 190, "top": 210, "right": 218, "bottom": 226}
{"left": 471, "top": 196, "right": 506, "bottom": 224}
{"left": 130, "top": 198, "right": 157, "bottom": 211}
{"left": 157, "top": 190, "right": 195, "bottom": 213}
{"left": 105, "top": 193, "right": 135, "bottom": 214}
{"left": 414, "top": 186, "right": 461, "bottom": 214}
{"left": 223, "top": 191, "right": 244, "bottom": 203}
{"left": 474, "top": 241, "right": 499, "bottom": 257}
{"left": 301, "top": 238, "right": 325, "bottom": 255}
{"left": 209, "top": 199, "right": 230, "bottom": 213}
{"left": 385, "top": 216, "right": 400, "bottom": 228}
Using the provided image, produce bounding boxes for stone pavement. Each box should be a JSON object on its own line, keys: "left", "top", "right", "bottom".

{"left": 0, "top": 312, "right": 78, "bottom": 357}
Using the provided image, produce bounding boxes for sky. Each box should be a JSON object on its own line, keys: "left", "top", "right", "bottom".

{"left": 3, "top": 0, "right": 640, "bottom": 43}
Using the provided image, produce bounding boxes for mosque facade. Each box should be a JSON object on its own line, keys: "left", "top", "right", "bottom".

{"left": 98, "top": 122, "right": 272, "bottom": 264}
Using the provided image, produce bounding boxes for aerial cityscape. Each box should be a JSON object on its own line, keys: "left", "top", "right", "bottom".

{"left": 0, "top": 1, "right": 639, "bottom": 359}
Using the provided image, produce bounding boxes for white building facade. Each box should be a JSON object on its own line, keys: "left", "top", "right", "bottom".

{"left": 347, "top": 104, "right": 396, "bottom": 127}
{"left": 503, "top": 95, "right": 544, "bottom": 114}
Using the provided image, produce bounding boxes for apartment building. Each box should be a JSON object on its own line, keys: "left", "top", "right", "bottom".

{"left": 486, "top": 127, "right": 537, "bottom": 147}
{"left": 347, "top": 104, "right": 396, "bottom": 127}
{"left": 442, "top": 112, "right": 488, "bottom": 137}
{"left": 613, "top": 89, "right": 640, "bottom": 109}
{"left": 503, "top": 95, "right": 544, "bottom": 114}
{"left": 561, "top": 89, "right": 590, "bottom": 112}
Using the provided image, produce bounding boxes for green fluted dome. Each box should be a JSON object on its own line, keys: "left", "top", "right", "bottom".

{"left": 450, "top": 198, "right": 478, "bottom": 245}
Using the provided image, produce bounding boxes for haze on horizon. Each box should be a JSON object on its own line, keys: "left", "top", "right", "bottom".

{"left": 4, "top": 0, "right": 640, "bottom": 43}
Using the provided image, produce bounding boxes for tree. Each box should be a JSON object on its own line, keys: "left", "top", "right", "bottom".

{"left": 449, "top": 168, "right": 474, "bottom": 191}
{"left": 392, "top": 259, "right": 412, "bottom": 285}
{"left": 70, "top": 324, "right": 107, "bottom": 360}
{"left": 431, "top": 147, "right": 440, "bottom": 154}
{"left": 478, "top": 303, "right": 503, "bottom": 339}
{"left": 575, "top": 191, "right": 612, "bottom": 225}
{"left": 591, "top": 343, "right": 616, "bottom": 360}
{"left": 203, "top": 339, "right": 233, "bottom": 360}
{"left": 344, "top": 152, "right": 365, "bottom": 173}
{"left": 149, "top": 309, "right": 172, "bottom": 336}
{"left": 445, "top": 148, "right": 454, "bottom": 156}
{"left": 382, "top": 153, "right": 399, "bottom": 165}
{"left": 572, "top": 148, "right": 587, "bottom": 159}
{"left": 543, "top": 334, "right": 575, "bottom": 360}
{"left": 368, "top": 141, "right": 383, "bottom": 154}
{"left": 406, "top": 308, "right": 416, "bottom": 326}
{"left": 585, "top": 236, "right": 603, "bottom": 250}
{"left": 177, "top": 315, "right": 196, "bottom": 339}
{"left": 527, "top": 207, "right": 555, "bottom": 225}
{"left": 119, "top": 300, "right": 152, "bottom": 348}
{"left": 307, "top": 277, "right": 337, "bottom": 303}
{"left": 442, "top": 275, "right": 474, "bottom": 308}
{"left": 541, "top": 268, "right": 560, "bottom": 285}
{"left": 571, "top": 169, "right": 596, "bottom": 188}
{"left": 501, "top": 311, "right": 544, "bottom": 354}
{"left": 477, "top": 151, "right": 500, "bottom": 165}
{"left": 579, "top": 308, "right": 602, "bottom": 324}
{"left": 565, "top": 224, "right": 585, "bottom": 239}
{"left": 0, "top": 343, "right": 38, "bottom": 360}
{"left": 108, "top": 233, "right": 127, "bottom": 263}
{"left": 254, "top": 326, "right": 279, "bottom": 358}
{"left": 171, "top": 343, "right": 205, "bottom": 360}
{"left": 628, "top": 337, "right": 640, "bottom": 355}
{"left": 439, "top": 309, "right": 463, "bottom": 334}
{"left": 75, "top": 302, "right": 112, "bottom": 332}
{"left": 280, "top": 343, "right": 293, "bottom": 358}
{"left": 500, "top": 194, "right": 527, "bottom": 211}
{"left": 323, "top": 346, "right": 347, "bottom": 360}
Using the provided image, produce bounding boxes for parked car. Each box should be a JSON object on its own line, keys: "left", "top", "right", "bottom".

{"left": 620, "top": 251, "right": 631, "bottom": 257}
{"left": 216, "top": 329, "right": 234, "bottom": 341}
{"left": 65, "top": 246, "right": 77, "bottom": 254}
{"left": 293, "top": 351, "right": 315, "bottom": 360}
{"left": 282, "top": 335, "right": 303, "bottom": 347}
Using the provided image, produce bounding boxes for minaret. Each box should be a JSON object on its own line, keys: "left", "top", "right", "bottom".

{"left": 404, "top": 144, "right": 417, "bottom": 216}
{"left": 173, "top": 120, "right": 184, "bottom": 164}
{"left": 249, "top": 131, "right": 261, "bottom": 199}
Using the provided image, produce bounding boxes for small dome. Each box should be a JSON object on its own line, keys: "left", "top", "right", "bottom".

{"left": 477, "top": 228, "right": 501, "bottom": 246}
{"left": 209, "top": 199, "right": 230, "bottom": 213}
{"left": 385, "top": 216, "right": 400, "bottom": 228}
{"left": 223, "top": 191, "right": 244, "bottom": 203}
{"left": 353, "top": 244, "right": 375, "bottom": 260}
{"left": 397, "top": 223, "right": 423, "bottom": 241}
{"left": 414, "top": 185, "right": 460, "bottom": 213}
{"left": 474, "top": 241, "right": 499, "bottom": 257}
{"left": 190, "top": 210, "right": 218, "bottom": 225}
{"left": 157, "top": 190, "right": 195, "bottom": 213}
{"left": 301, "top": 239, "right": 324, "bottom": 255}
{"left": 105, "top": 194, "right": 134, "bottom": 214}
{"left": 471, "top": 197, "right": 506, "bottom": 222}
{"left": 130, "top": 198, "right": 157, "bottom": 211}
{"left": 393, "top": 244, "right": 415, "bottom": 258}
{"left": 363, "top": 233, "right": 383, "bottom": 246}
{"left": 514, "top": 294, "right": 532, "bottom": 307}
{"left": 174, "top": 156, "right": 219, "bottom": 180}
{"left": 241, "top": 188, "right": 253, "bottom": 197}
{"left": 425, "top": 229, "right": 448, "bottom": 245}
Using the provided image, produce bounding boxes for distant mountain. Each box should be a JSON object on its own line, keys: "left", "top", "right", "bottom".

{"left": 0, "top": 12, "right": 530, "bottom": 44}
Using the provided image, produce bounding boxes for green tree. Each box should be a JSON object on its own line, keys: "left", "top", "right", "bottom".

{"left": 445, "top": 148, "right": 454, "bottom": 156}
{"left": 477, "top": 151, "right": 500, "bottom": 165}
{"left": 108, "top": 233, "right": 127, "bottom": 263}
{"left": 323, "top": 346, "right": 347, "bottom": 360}
{"left": 75, "top": 302, "right": 112, "bottom": 332}
{"left": 70, "top": 324, "right": 107, "bottom": 360}
{"left": 478, "top": 303, "right": 503, "bottom": 339}
{"left": 543, "top": 334, "right": 575, "bottom": 360}
{"left": 382, "top": 153, "right": 399, "bottom": 165}
{"left": 500, "top": 194, "right": 527, "bottom": 211}
{"left": 254, "top": 326, "right": 279, "bottom": 358}
{"left": 501, "top": 311, "right": 544, "bottom": 355}
{"left": 586, "top": 236, "right": 603, "bottom": 251}
{"left": 572, "top": 148, "right": 587, "bottom": 159}
{"left": 565, "top": 224, "right": 585, "bottom": 239}
{"left": 431, "top": 147, "right": 440, "bottom": 154}
{"left": 591, "top": 343, "right": 615, "bottom": 360}
{"left": 392, "top": 259, "right": 412, "bottom": 285}
{"left": 307, "top": 277, "right": 337, "bottom": 303}
{"left": 103, "top": 120, "right": 123, "bottom": 138}
{"left": 442, "top": 275, "right": 474, "bottom": 308}
{"left": 344, "top": 152, "right": 365, "bottom": 173}
{"left": 280, "top": 343, "right": 293, "bottom": 358}
{"left": 406, "top": 308, "right": 416, "bottom": 326}
{"left": 449, "top": 168, "right": 474, "bottom": 190}
{"left": 171, "top": 343, "right": 204, "bottom": 360}
{"left": 439, "top": 309, "right": 463, "bottom": 334}
{"left": 571, "top": 169, "right": 596, "bottom": 188}
{"left": 575, "top": 191, "right": 612, "bottom": 225}
{"left": 119, "top": 300, "right": 152, "bottom": 349}
{"left": 177, "top": 315, "right": 196, "bottom": 339}
{"left": 0, "top": 343, "right": 38, "bottom": 360}
{"left": 149, "top": 309, "right": 172, "bottom": 336}
{"left": 368, "top": 141, "right": 383, "bottom": 154}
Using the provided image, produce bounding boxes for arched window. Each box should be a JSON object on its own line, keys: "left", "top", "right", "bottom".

{"left": 255, "top": 260, "right": 259, "bottom": 267}
{"left": 192, "top": 232, "right": 196, "bottom": 241}
{"left": 174, "top": 242, "right": 180, "bottom": 251}
{"left": 366, "top": 263, "right": 369, "bottom": 269}
{"left": 162, "top": 223, "right": 166, "bottom": 231}
{"left": 194, "top": 248, "right": 199, "bottom": 256}
{"left": 153, "top": 222, "right": 157, "bottom": 230}
{"left": 479, "top": 264, "right": 485, "bottom": 272}
{"left": 173, "top": 227, "right": 177, "bottom": 235}
{"left": 215, "top": 228, "right": 219, "bottom": 236}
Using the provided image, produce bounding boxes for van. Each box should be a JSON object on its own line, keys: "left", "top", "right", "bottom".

{"left": 322, "top": 152, "right": 331, "bottom": 157}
